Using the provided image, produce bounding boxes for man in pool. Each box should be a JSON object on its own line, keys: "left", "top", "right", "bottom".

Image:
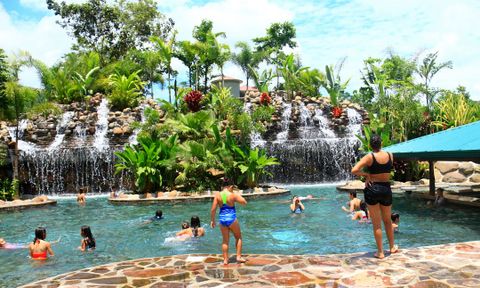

{"left": 342, "top": 191, "right": 362, "bottom": 213}
{"left": 0, "top": 238, "right": 27, "bottom": 249}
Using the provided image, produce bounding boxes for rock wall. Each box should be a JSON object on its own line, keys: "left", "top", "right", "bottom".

{"left": 434, "top": 161, "right": 480, "bottom": 183}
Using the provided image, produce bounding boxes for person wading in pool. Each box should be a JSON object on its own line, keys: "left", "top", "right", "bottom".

{"left": 351, "top": 134, "right": 399, "bottom": 259}
{"left": 341, "top": 191, "right": 362, "bottom": 213}
{"left": 210, "top": 184, "right": 247, "bottom": 265}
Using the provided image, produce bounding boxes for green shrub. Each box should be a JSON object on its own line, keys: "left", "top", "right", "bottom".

{"left": 0, "top": 178, "right": 17, "bottom": 201}
{"left": 108, "top": 70, "right": 145, "bottom": 111}
{"left": 26, "top": 102, "right": 62, "bottom": 119}
{"left": 252, "top": 105, "right": 275, "bottom": 123}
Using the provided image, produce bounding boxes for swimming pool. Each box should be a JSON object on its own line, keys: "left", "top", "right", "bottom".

{"left": 1, "top": 185, "right": 480, "bottom": 287}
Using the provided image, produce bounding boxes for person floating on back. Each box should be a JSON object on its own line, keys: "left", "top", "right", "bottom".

{"left": 210, "top": 184, "right": 247, "bottom": 265}
{"left": 79, "top": 225, "right": 96, "bottom": 251}
{"left": 342, "top": 191, "right": 362, "bottom": 213}
{"left": 351, "top": 134, "right": 398, "bottom": 259}
{"left": 290, "top": 195, "right": 305, "bottom": 214}
{"left": 0, "top": 238, "right": 27, "bottom": 249}
{"left": 29, "top": 227, "right": 54, "bottom": 260}
{"left": 77, "top": 187, "right": 87, "bottom": 204}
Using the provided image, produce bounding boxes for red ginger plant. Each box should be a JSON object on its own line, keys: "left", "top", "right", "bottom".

{"left": 184, "top": 90, "right": 203, "bottom": 112}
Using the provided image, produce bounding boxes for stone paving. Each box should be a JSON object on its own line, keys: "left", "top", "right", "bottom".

{"left": 21, "top": 241, "right": 480, "bottom": 287}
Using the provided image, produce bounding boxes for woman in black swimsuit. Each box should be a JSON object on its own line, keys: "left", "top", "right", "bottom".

{"left": 351, "top": 134, "right": 398, "bottom": 259}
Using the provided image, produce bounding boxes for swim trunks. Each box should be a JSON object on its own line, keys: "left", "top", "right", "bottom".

{"left": 364, "top": 182, "right": 392, "bottom": 206}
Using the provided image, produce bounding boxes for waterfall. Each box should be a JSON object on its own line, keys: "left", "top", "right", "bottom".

{"left": 48, "top": 111, "right": 74, "bottom": 150}
{"left": 128, "top": 104, "right": 146, "bottom": 145}
{"left": 7, "top": 119, "right": 37, "bottom": 155}
{"left": 254, "top": 100, "right": 362, "bottom": 184}
{"left": 93, "top": 98, "right": 109, "bottom": 151}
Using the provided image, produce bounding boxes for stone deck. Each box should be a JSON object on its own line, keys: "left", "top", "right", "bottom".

{"left": 110, "top": 187, "right": 290, "bottom": 204}
{"left": 22, "top": 241, "right": 480, "bottom": 287}
{"left": 0, "top": 199, "right": 56, "bottom": 211}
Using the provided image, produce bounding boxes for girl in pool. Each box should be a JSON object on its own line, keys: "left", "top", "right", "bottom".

{"left": 290, "top": 195, "right": 305, "bottom": 214}
{"left": 0, "top": 238, "right": 27, "bottom": 249}
{"left": 391, "top": 213, "right": 400, "bottom": 232}
{"left": 210, "top": 184, "right": 248, "bottom": 265}
{"left": 176, "top": 216, "right": 205, "bottom": 238}
{"left": 29, "top": 227, "right": 54, "bottom": 260}
{"left": 351, "top": 201, "right": 370, "bottom": 223}
{"left": 79, "top": 225, "right": 96, "bottom": 251}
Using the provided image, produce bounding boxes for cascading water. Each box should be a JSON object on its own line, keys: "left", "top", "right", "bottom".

{"left": 93, "top": 98, "right": 109, "bottom": 151}
{"left": 48, "top": 111, "right": 74, "bottom": 150}
{"left": 7, "top": 119, "right": 37, "bottom": 154}
{"left": 257, "top": 101, "right": 362, "bottom": 184}
{"left": 128, "top": 104, "right": 146, "bottom": 145}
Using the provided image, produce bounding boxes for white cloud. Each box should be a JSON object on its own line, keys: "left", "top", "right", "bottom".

{"left": 0, "top": 3, "right": 73, "bottom": 87}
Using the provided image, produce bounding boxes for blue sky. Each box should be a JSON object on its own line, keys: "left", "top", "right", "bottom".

{"left": 1, "top": 0, "right": 480, "bottom": 100}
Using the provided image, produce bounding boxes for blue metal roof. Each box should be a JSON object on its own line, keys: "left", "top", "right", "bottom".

{"left": 384, "top": 120, "right": 480, "bottom": 161}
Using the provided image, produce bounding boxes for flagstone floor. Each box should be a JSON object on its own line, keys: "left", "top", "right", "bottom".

{"left": 21, "top": 241, "right": 480, "bottom": 287}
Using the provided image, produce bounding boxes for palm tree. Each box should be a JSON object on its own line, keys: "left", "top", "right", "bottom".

{"left": 231, "top": 42, "right": 264, "bottom": 91}
{"left": 175, "top": 40, "right": 198, "bottom": 88}
{"left": 416, "top": 52, "right": 452, "bottom": 109}
{"left": 151, "top": 31, "right": 177, "bottom": 102}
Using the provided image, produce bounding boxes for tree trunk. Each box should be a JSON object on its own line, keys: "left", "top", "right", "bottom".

{"left": 188, "top": 67, "right": 192, "bottom": 88}
{"left": 13, "top": 117, "right": 19, "bottom": 199}
{"left": 174, "top": 78, "right": 177, "bottom": 104}
{"left": 168, "top": 71, "right": 171, "bottom": 103}
{"left": 246, "top": 73, "right": 249, "bottom": 92}
{"left": 429, "top": 160, "right": 435, "bottom": 196}
{"left": 221, "top": 66, "right": 225, "bottom": 87}
{"left": 204, "top": 66, "right": 208, "bottom": 94}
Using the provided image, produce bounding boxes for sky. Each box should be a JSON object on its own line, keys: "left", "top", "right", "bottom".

{"left": 1, "top": 0, "right": 479, "bottom": 100}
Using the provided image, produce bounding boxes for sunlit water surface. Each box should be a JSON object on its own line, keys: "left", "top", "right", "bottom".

{"left": 1, "top": 185, "right": 480, "bottom": 287}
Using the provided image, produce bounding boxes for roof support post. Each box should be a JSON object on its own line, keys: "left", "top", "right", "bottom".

{"left": 429, "top": 160, "right": 436, "bottom": 196}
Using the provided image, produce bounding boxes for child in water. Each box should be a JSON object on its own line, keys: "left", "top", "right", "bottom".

{"left": 176, "top": 216, "right": 205, "bottom": 239}
{"left": 77, "top": 187, "right": 87, "bottom": 204}
{"left": 79, "top": 225, "right": 96, "bottom": 251}
{"left": 391, "top": 213, "right": 400, "bottom": 232}
{"left": 29, "top": 227, "right": 54, "bottom": 260}
{"left": 351, "top": 201, "right": 369, "bottom": 223}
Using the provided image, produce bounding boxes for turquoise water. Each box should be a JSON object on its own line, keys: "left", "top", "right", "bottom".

{"left": 1, "top": 185, "right": 480, "bottom": 287}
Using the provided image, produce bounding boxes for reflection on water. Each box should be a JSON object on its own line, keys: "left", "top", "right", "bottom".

{"left": 1, "top": 186, "right": 480, "bottom": 287}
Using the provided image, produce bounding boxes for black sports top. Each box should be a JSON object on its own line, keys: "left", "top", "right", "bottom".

{"left": 368, "top": 152, "right": 393, "bottom": 174}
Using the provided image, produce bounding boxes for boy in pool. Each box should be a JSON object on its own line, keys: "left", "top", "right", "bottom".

{"left": 77, "top": 187, "right": 87, "bottom": 204}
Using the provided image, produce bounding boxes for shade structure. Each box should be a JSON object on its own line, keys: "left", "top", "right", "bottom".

{"left": 383, "top": 120, "right": 480, "bottom": 161}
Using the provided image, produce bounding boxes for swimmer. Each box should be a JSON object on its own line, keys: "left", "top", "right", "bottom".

{"left": 79, "top": 225, "right": 96, "bottom": 251}
{"left": 0, "top": 238, "right": 27, "bottom": 249}
{"left": 342, "top": 191, "right": 362, "bottom": 213}
{"left": 434, "top": 188, "right": 446, "bottom": 207}
{"left": 175, "top": 221, "right": 191, "bottom": 240}
{"left": 29, "top": 227, "right": 54, "bottom": 260}
{"left": 211, "top": 184, "right": 247, "bottom": 265}
{"left": 110, "top": 186, "right": 118, "bottom": 199}
{"left": 176, "top": 216, "right": 205, "bottom": 239}
{"left": 351, "top": 201, "right": 369, "bottom": 222}
{"left": 290, "top": 195, "right": 305, "bottom": 214}
{"left": 142, "top": 210, "right": 164, "bottom": 225}
{"left": 77, "top": 187, "right": 87, "bottom": 204}
{"left": 391, "top": 213, "right": 400, "bottom": 232}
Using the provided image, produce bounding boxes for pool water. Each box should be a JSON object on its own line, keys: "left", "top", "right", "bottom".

{"left": 1, "top": 185, "right": 480, "bottom": 287}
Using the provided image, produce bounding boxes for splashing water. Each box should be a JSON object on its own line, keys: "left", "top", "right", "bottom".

{"left": 93, "top": 98, "right": 110, "bottom": 151}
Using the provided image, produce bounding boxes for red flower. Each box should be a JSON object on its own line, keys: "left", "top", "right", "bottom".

{"left": 332, "top": 106, "right": 343, "bottom": 118}
{"left": 260, "top": 92, "right": 271, "bottom": 106}
{"left": 184, "top": 90, "right": 203, "bottom": 112}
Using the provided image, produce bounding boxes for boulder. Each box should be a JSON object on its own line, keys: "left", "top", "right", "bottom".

{"left": 435, "top": 161, "right": 459, "bottom": 174}
{"left": 474, "top": 164, "right": 480, "bottom": 174}
{"left": 459, "top": 162, "right": 474, "bottom": 175}
{"left": 469, "top": 174, "right": 480, "bottom": 183}
{"left": 113, "top": 127, "right": 123, "bottom": 135}
{"left": 434, "top": 169, "right": 442, "bottom": 182}
{"left": 442, "top": 171, "right": 466, "bottom": 183}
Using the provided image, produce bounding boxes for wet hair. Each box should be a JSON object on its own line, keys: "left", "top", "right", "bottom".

{"left": 391, "top": 213, "right": 400, "bottom": 222}
{"left": 191, "top": 216, "right": 201, "bottom": 237}
{"left": 181, "top": 221, "right": 190, "bottom": 230}
{"left": 349, "top": 191, "right": 357, "bottom": 198}
{"left": 33, "top": 227, "right": 46, "bottom": 244}
{"left": 155, "top": 210, "right": 163, "bottom": 218}
{"left": 360, "top": 201, "right": 368, "bottom": 219}
{"left": 292, "top": 195, "right": 298, "bottom": 200}
{"left": 81, "top": 225, "right": 96, "bottom": 248}
{"left": 370, "top": 134, "right": 382, "bottom": 151}
{"left": 79, "top": 187, "right": 88, "bottom": 194}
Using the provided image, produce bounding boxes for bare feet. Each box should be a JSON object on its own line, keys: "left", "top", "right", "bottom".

{"left": 390, "top": 245, "right": 399, "bottom": 254}
{"left": 223, "top": 260, "right": 229, "bottom": 266}
{"left": 236, "top": 257, "right": 247, "bottom": 263}
{"left": 374, "top": 251, "right": 385, "bottom": 259}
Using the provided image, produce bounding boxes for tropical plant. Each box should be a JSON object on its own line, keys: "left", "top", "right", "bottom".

{"left": 0, "top": 178, "right": 18, "bottom": 201}
{"left": 114, "top": 136, "right": 179, "bottom": 193}
{"left": 250, "top": 68, "right": 275, "bottom": 93}
{"left": 296, "top": 68, "right": 325, "bottom": 97}
{"left": 151, "top": 32, "right": 176, "bottom": 102}
{"left": 163, "top": 110, "right": 217, "bottom": 141}
{"left": 26, "top": 102, "right": 62, "bottom": 119}
{"left": 278, "top": 54, "right": 308, "bottom": 98}
{"left": 233, "top": 147, "right": 279, "bottom": 188}
{"left": 175, "top": 40, "right": 199, "bottom": 88}
{"left": 107, "top": 70, "right": 145, "bottom": 110}
{"left": 126, "top": 49, "right": 163, "bottom": 98}
{"left": 323, "top": 63, "right": 349, "bottom": 111}
{"left": 252, "top": 105, "right": 275, "bottom": 123}
{"left": 184, "top": 90, "right": 203, "bottom": 112}
{"left": 433, "top": 91, "right": 479, "bottom": 129}
{"left": 416, "top": 51, "right": 452, "bottom": 109}
{"left": 74, "top": 66, "right": 100, "bottom": 97}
